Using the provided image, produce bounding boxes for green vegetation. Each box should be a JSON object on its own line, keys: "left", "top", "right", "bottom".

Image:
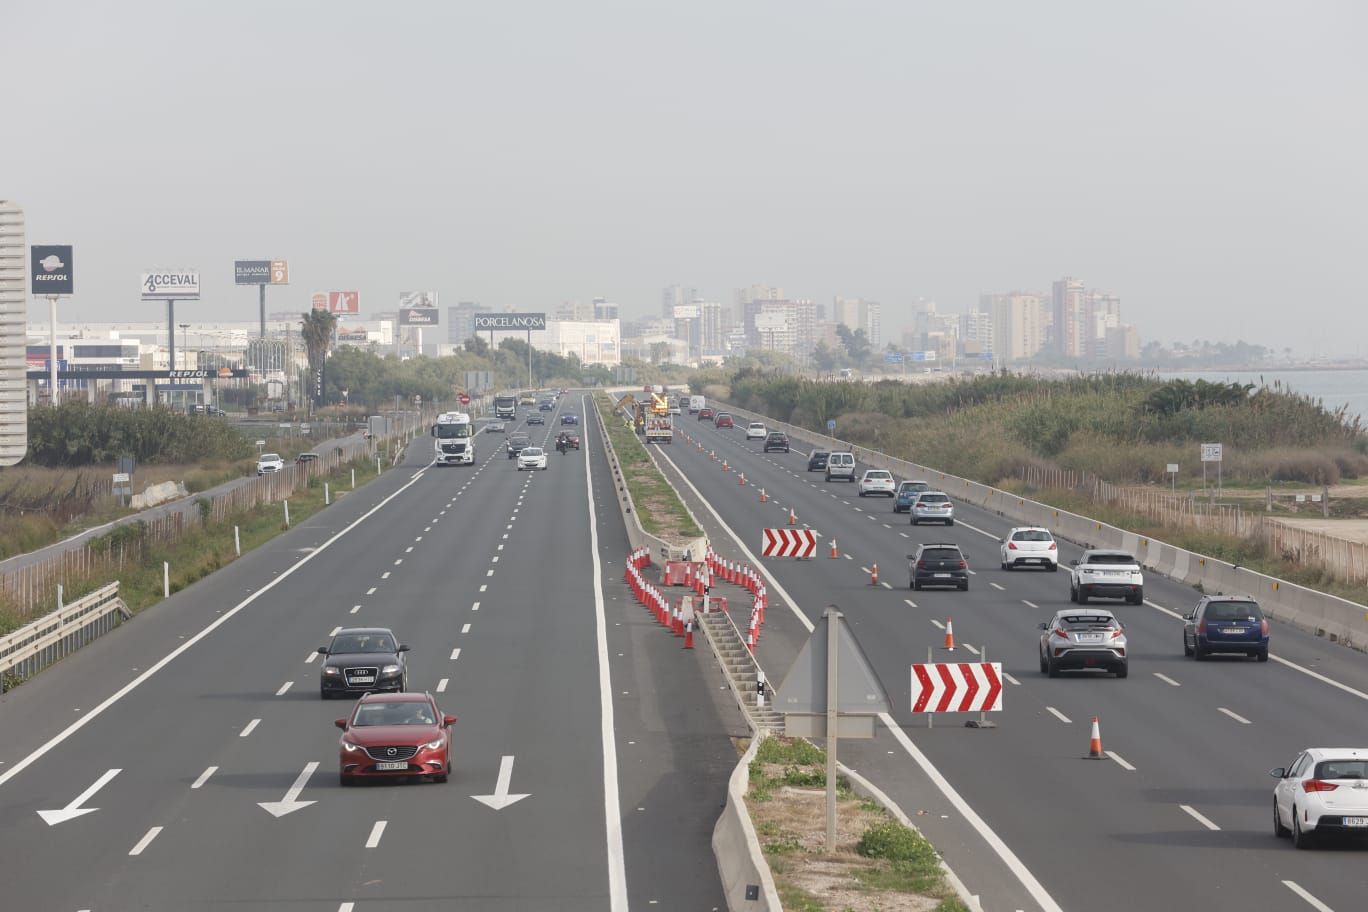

{"left": 25, "top": 401, "right": 254, "bottom": 466}
{"left": 593, "top": 394, "right": 703, "bottom": 542}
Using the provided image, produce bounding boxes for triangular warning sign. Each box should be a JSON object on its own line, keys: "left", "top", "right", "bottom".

{"left": 775, "top": 608, "right": 891, "bottom": 715}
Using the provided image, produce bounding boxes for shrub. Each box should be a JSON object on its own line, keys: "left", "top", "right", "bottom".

{"left": 856, "top": 820, "right": 940, "bottom": 866}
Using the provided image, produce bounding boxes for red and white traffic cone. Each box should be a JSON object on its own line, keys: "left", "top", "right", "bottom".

{"left": 723, "top": 460, "right": 730, "bottom": 472}
{"left": 830, "top": 537, "right": 839, "bottom": 559}
{"left": 1088, "top": 716, "right": 1104, "bottom": 759}
{"left": 746, "top": 627, "right": 755, "bottom": 653}
{"left": 788, "top": 509, "right": 797, "bottom": 526}
{"left": 759, "top": 487, "right": 768, "bottom": 502}
{"left": 870, "top": 563, "right": 879, "bottom": 586}
{"left": 673, "top": 604, "right": 685, "bottom": 637}
{"left": 944, "top": 618, "right": 956, "bottom": 651}
{"left": 683, "top": 619, "right": 694, "bottom": 649}
{"left": 710, "top": 450, "right": 717, "bottom": 460}
{"left": 739, "top": 472, "right": 746, "bottom": 486}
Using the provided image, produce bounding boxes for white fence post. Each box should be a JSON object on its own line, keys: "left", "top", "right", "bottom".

{"left": 325, "top": 483, "right": 330, "bottom": 505}
{"left": 351, "top": 468, "right": 356, "bottom": 489}
{"left": 284, "top": 500, "right": 290, "bottom": 528}
{"left": 234, "top": 525, "right": 241, "bottom": 556}
{"left": 57, "top": 584, "right": 63, "bottom": 611}
{"left": 163, "top": 561, "right": 169, "bottom": 598}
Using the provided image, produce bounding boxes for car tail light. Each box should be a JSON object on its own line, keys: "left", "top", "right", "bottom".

{"left": 1048, "top": 542, "right": 1057, "bottom": 550}
{"left": 1197, "top": 619, "right": 1207, "bottom": 635}
{"left": 1008, "top": 542, "right": 1018, "bottom": 550}
{"left": 1303, "top": 779, "right": 1339, "bottom": 793}
{"left": 1260, "top": 619, "right": 1270, "bottom": 636}
{"left": 916, "top": 560, "right": 925, "bottom": 569}
{"left": 1053, "top": 628, "right": 1071, "bottom": 640}
{"left": 1110, "top": 629, "right": 1124, "bottom": 639}
{"left": 958, "top": 560, "right": 967, "bottom": 569}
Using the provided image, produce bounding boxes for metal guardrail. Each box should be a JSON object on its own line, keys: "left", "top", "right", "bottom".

{"left": 0, "top": 582, "right": 128, "bottom": 692}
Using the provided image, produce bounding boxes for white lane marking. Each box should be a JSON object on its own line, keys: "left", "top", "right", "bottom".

{"left": 306, "top": 651, "right": 319, "bottom": 664}
{"left": 450, "top": 648, "right": 461, "bottom": 661}
{"left": 330, "top": 626, "right": 341, "bottom": 636}
{"left": 1003, "top": 672, "right": 1021, "bottom": 686}
{"left": 1283, "top": 881, "right": 1335, "bottom": 912}
{"left": 1153, "top": 673, "right": 1181, "bottom": 687}
{"left": 844, "top": 553, "right": 852, "bottom": 560}
{"left": 340, "top": 904, "right": 355, "bottom": 912}
{"left": 479, "top": 584, "right": 487, "bottom": 592}
{"left": 966, "top": 569, "right": 977, "bottom": 575}
{"left": 963, "top": 644, "right": 980, "bottom": 655}
{"left": 899, "top": 532, "right": 909, "bottom": 538}
{"left": 425, "top": 527, "right": 432, "bottom": 532}
{"left": 275, "top": 681, "right": 293, "bottom": 696}
{"left": 842, "top": 500, "right": 851, "bottom": 505}
{"left": 881, "top": 581, "right": 893, "bottom": 589}
{"left": 192, "top": 766, "right": 217, "bottom": 789}
{"left": 486, "top": 569, "right": 494, "bottom": 577}
{"left": 491, "top": 555, "right": 500, "bottom": 563}
{"left": 853, "top": 507, "right": 863, "bottom": 512}
{"left": 497, "top": 543, "right": 505, "bottom": 551}
{"left": 129, "top": 826, "right": 163, "bottom": 856}
{"left": 882, "top": 523, "right": 891, "bottom": 529}
{"left": 929, "top": 619, "right": 945, "bottom": 630}
{"left": 1217, "top": 707, "right": 1252, "bottom": 725}
{"left": 860, "top": 566, "right": 870, "bottom": 574}
{"left": 393, "top": 559, "right": 403, "bottom": 566}
{"left": 1106, "top": 751, "right": 1136, "bottom": 771}
{"left": 1045, "top": 706, "right": 1072, "bottom": 724}
{"left": 904, "top": 599, "right": 918, "bottom": 608}
{"left": 436, "top": 678, "right": 448, "bottom": 693}
{"left": 239, "top": 719, "right": 260, "bottom": 738}
{"left": 366, "top": 587, "right": 376, "bottom": 595}
{"left": 990, "top": 582, "right": 1005, "bottom": 591}
{"left": 472, "top": 601, "right": 480, "bottom": 611}
{"left": 585, "top": 395, "right": 630, "bottom": 910}
{"left": 414, "top": 536, "right": 422, "bottom": 542}
{"left": 365, "top": 820, "right": 387, "bottom": 848}
{"left": 1022, "top": 600, "right": 1038, "bottom": 609}
{"left": 349, "top": 605, "right": 360, "bottom": 615}
{"left": 506, "top": 524, "right": 513, "bottom": 530}
{"left": 955, "top": 519, "right": 1000, "bottom": 541}
{"left": 1179, "top": 804, "right": 1220, "bottom": 831}
{"left": 405, "top": 546, "right": 414, "bottom": 553}
{"left": 461, "top": 623, "right": 471, "bottom": 634}
{"left": 381, "top": 571, "right": 391, "bottom": 579}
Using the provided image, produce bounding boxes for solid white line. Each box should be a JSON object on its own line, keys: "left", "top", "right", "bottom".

{"left": 1045, "top": 706, "right": 1072, "bottom": 724}
{"left": 461, "top": 623, "right": 471, "bottom": 634}
{"left": 275, "top": 681, "right": 293, "bottom": 696}
{"left": 963, "top": 644, "right": 980, "bottom": 655}
{"left": 1218, "top": 707, "right": 1252, "bottom": 725}
{"left": 586, "top": 396, "right": 630, "bottom": 910}
{"left": 1106, "top": 751, "right": 1136, "bottom": 771}
{"left": 191, "top": 766, "right": 217, "bottom": 789}
{"left": 239, "top": 719, "right": 260, "bottom": 738}
{"left": 1283, "top": 880, "right": 1335, "bottom": 912}
{"left": 436, "top": 678, "right": 448, "bottom": 693}
{"left": 1003, "top": 672, "right": 1021, "bottom": 686}
{"left": 1179, "top": 804, "right": 1220, "bottom": 831}
{"left": 365, "top": 820, "right": 387, "bottom": 848}
{"left": 1021, "top": 600, "right": 1038, "bottom": 609}
{"left": 129, "top": 826, "right": 163, "bottom": 856}
{"left": 1153, "top": 673, "right": 1181, "bottom": 687}
{"left": 989, "top": 582, "right": 1005, "bottom": 591}
{"left": 450, "top": 648, "right": 461, "bottom": 660}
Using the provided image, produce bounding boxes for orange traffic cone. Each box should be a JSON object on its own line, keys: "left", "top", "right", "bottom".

{"left": 870, "top": 563, "right": 879, "bottom": 586}
{"left": 830, "top": 537, "right": 839, "bottom": 559}
{"left": 943, "top": 618, "right": 956, "bottom": 651}
{"left": 723, "top": 460, "right": 730, "bottom": 472}
{"left": 759, "top": 487, "right": 768, "bottom": 502}
{"left": 788, "top": 509, "right": 797, "bottom": 526}
{"left": 1088, "top": 716, "right": 1104, "bottom": 759}
{"left": 739, "top": 472, "right": 746, "bottom": 486}
{"left": 710, "top": 450, "right": 716, "bottom": 460}
{"left": 683, "top": 619, "right": 694, "bottom": 650}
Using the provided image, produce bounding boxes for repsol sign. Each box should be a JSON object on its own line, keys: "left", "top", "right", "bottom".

{"left": 473, "top": 312, "right": 547, "bottom": 331}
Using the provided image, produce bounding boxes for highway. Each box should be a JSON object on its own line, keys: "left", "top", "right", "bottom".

{"left": 660, "top": 411, "right": 1368, "bottom": 912}
{"left": 0, "top": 394, "right": 735, "bottom": 911}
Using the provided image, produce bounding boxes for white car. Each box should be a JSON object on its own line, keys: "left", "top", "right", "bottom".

{"left": 745, "top": 422, "right": 767, "bottom": 440}
{"left": 256, "top": 453, "right": 285, "bottom": 475}
{"left": 1272, "top": 748, "right": 1368, "bottom": 848}
{"left": 858, "top": 470, "right": 896, "bottom": 497}
{"left": 485, "top": 421, "right": 505, "bottom": 433}
{"left": 1068, "top": 550, "right": 1144, "bottom": 604}
{"left": 1000, "top": 527, "right": 1059, "bottom": 571}
{"left": 517, "top": 446, "right": 548, "bottom": 471}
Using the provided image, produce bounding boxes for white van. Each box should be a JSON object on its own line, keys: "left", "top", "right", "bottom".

{"left": 825, "top": 452, "right": 856, "bottom": 482}
{"left": 688, "top": 395, "right": 705, "bottom": 413}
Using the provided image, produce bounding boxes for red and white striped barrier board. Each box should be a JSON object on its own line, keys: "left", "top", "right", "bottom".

{"left": 911, "top": 663, "right": 1003, "bottom": 713}
{"left": 761, "top": 528, "right": 816, "bottom": 558}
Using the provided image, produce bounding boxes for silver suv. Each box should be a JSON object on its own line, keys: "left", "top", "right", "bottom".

{"left": 1038, "top": 609, "right": 1128, "bottom": 678}
{"left": 910, "top": 491, "right": 955, "bottom": 526}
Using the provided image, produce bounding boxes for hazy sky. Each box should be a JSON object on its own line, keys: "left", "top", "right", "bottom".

{"left": 5, "top": 1, "right": 1365, "bottom": 353}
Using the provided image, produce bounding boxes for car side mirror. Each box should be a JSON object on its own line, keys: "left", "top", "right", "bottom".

{"left": 398, "top": 644, "right": 410, "bottom": 652}
{"left": 1269, "top": 767, "right": 1286, "bottom": 779}
{"left": 334, "top": 719, "right": 348, "bottom": 730}
{"left": 1069, "top": 559, "right": 1079, "bottom": 566}
{"left": 1038, "top": 622, "right": 1050, "bottom": 630}
{"left": 316, "top": 646, "right": 328, "bottom": 655}
{"left": 444, "top": 714, "right": 458, "bottom": 727}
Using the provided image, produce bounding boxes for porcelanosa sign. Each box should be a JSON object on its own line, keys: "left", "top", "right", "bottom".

{"left": 140, "top": 271, "right": 201, "bottom": 300}
{"left": 473, "top": 312, "right": 546, "bottom": 331}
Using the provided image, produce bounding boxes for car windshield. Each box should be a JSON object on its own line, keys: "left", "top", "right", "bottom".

{"left": 866, "top": 471, "right": 891, "bottom": 480}
{"left": 436, "top": 423, "right": 473, "bottom": 438}
{"left": 331, "top": 633, "right": 396, "bottom": 654}
{"left": 352, "top": 701, "right": 436, "bottom": 727}
{"left": 1060, "top": 615, "right": 1118, "bottom": 630}
{"left": 1205, "top": 601, "right": 1263, "bottom": 621}
{"left": 898, "top": 482, "right": 924, "bottom": 492}
{"left": 1013, "top": 530, "right": 1053, "bottom": 542}
{"left": 749, "top": 423, "right": 764, "bottom": 429}
{"left": 921, "top": 548, "right": 961, "bottom": 561}
{"left": 260, "top": 453, "right": 280, "bottom": 462}
{"left": 1314, "top": 760, "right": 1368, "bottom": 780}
{"left": 522, "top": 448, "right": 543, "bottom": 456}
{"left": 1087, "top": 553, "right": 1136, "bottom": 564}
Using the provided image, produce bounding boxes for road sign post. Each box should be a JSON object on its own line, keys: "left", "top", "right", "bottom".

{"left": 1200, "top": 443, "right": 1223, "bottom": 497}
{"left": 1167, "top": 462, "right": 1179, "bottom": 493}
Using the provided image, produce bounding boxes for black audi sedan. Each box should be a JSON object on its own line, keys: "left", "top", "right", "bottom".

{"left": 318, "top": 627, "right": 410, "bottom": 698}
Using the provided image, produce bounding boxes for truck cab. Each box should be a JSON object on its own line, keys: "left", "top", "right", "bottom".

{"left": 432, "top": 412, "right": 475, "bottom": 465}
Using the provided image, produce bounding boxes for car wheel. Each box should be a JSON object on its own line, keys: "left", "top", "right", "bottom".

{"left": 1001, "top": 560, "right": 1010, "bottom": 571}
{"left": 947, "top": 519, "right": 955, "bottom": 526}
{"left": 1049, "top": 562, "right": 1058, "bottom": 572}
{"left": 1131, "top": 588, "right": 1144, "bottom": 605}
{"left": 1069, "top": 585, "right": 1078, "bottom": 603}
{"left": 1292, "top": 810, "right": 1315, "bottom": 850}
{"left": 1274, "top": 799, "right": 1290, "bottom": 838}
{"left": 910, "top": 518, "right": 919, "bottom": 526}
{"left": 1193, "top": 640, "right": 1207, "bottom": 661}
{"left": 1047, "top": 658, "right": 1060, "bottom": 678}
{"left": 340, "top": 774, "right": 355, "bottom": 787}
{"left": 959, "top": 581, "right": 969, "bottom": 591}
{"left": 858, "top": 491, "right": 866, "bottom": 497}
{"left": 1257, "top": 647, "right": 1269, "bottom": 662}
{"left": 1077, "top": 589, "right": 1089, "bottom": 605}
{"left": 1183, "top": 635, "right": 1194, "bottom": 657}
{"left": 912, "top": 580, "right": 922, "bottom": 591}
{"left": 320, "top": 689, "right": 331, "bottom": 700}
{"left": 1039, "top": 651, "right": 1048, "bottom": 673}
{"left": 1115, "top": 663, "right": 1128, "bottom": 679}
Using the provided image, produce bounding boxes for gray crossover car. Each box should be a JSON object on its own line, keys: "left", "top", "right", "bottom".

{"left": 1038, "top": 610, "right": 1128, "bottom": 678}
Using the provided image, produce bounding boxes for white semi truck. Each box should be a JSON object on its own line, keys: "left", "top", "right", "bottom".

{"left": 432, "top": 411, "right": 475, "bottom": 465}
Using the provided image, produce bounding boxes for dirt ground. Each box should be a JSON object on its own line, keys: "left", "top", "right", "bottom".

{"left": 1272, "top": 517, "right": 1368, "bottom": 545}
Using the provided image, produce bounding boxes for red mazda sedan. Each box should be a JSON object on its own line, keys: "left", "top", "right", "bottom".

{"left": 335, "top": 692, "right": 455, "bottom": 785}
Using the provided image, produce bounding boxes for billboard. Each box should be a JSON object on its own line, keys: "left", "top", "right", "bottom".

{"left": 399, "top": 307, "right": 439, "bottom": 326}
{"left": 141, "top": 271, "right": 201, "bottom": 300}
{"left": 754, "top": 312, "right": 788, "bottom": 332}
{"left": 31, "top": 244, "right": 73, "bottom": 295}
{"left": 399, "top": 290, "right": 438, "bottom": 309}
{"left": 473, "top": 312, "right": 547, "bottom": 331}
{"left": 673, "top": 304, "right": 699, "bottom": 320}
{"left": 312, "top": 291, "right": 359, "bottom": 313}
{"left": 235, "top": 259, "right": 289, "bottom": 285}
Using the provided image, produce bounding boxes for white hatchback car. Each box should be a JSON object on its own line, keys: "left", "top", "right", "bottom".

{"left": 517, "top": 446, "right": 548, "bottom": 471}
{"left": 745, "top": 422, "right": 767, "bottom": 440}
{"left": 858, "top": 470, "right": 896, "bottom": 497}
{"left": 1272, "top": 748, "right": 1368, "bottom": 848}
{"left": 256, "top": 453, "right": 285, "bottom": 475}
{"left": 1000, "top": 527, "right": 1059, "bottom": 571}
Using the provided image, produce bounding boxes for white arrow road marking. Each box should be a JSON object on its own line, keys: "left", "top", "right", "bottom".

{"left": 1179, "top": 804, "right": 1220, "bottom": 831}
{"left": 37, "top": 768, "right": 120, "bottom": 825}
{"left": 128, "top": 826, "right": 163, "bottom": 856}
{"left": 473, "top": 754, "right": 531, "bottom": 810}
{"left": 259, "top": 761, "right": 319, "bottom": 817}
{"left": 1283, "top": 881, "right": 1335, "bottom": 912}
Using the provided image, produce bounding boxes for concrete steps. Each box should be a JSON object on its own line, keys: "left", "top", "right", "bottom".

{"left": 699, "top": 608, "right": 783, "bottom": 734}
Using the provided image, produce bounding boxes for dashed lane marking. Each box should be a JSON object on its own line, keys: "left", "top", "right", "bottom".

{"left": 1106, "top": 751, "right": 1136, "bottom": 771}
{"left": 1045, "top": 706, "right": 1072, "bottom": 724}
{"left": 1179, "top": 804, "right": 1220, "bottom": 831}
{"left": 1218, "top": 707, "right": 1252, "bottom": 725}
{"left": 1153, "top": 673, "right": 1181, "bottom": 687}
{"left": 239, "top": 719, "right": 260, "bottom": 738}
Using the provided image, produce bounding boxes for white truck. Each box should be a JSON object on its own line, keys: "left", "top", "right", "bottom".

{"left": 432, "top": 411, "right": 475, "bottom": 465}
{"left": 688, "top": 395, "right": 705, "bottom": 414}
{"left": 645, "top": 414, "right": 674, "bottom": 444}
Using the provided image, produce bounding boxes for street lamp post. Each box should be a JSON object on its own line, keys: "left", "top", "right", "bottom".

{"left": 178, "top": 323, "right": 190, "bottom": 369}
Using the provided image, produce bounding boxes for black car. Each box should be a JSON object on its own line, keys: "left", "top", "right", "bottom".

{"left": 539, "top": 401, "right": 555, "bottom": 411}
{"left": 763, "top": 432, "right": 790, "bottom": 453}
{"left": 909, "top": 543, "right": 969, "bottom": 591}
{"left": 318, "top": 627, "right": 409, "bottom": 698}
{"left": 807, "top": 450, "right": 829, "bottom": 472}
{"left": 526, "top": 413, "right": 545, "bottom": 425}
{"left": 296, "top": 452, "right": 320, "bottom": 465}
{"left": 506, "top": 433, "right": 531, "bottom": 458}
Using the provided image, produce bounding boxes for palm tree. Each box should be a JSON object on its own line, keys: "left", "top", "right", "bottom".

{"left": 300, "top": 309, "right": 338, "bottom": 405}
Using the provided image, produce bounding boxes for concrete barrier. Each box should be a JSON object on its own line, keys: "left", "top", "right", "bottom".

{"left": 717, "top": 399, "right": 1368, "bottom": 650}
{"left": 712, "top": 733, "right": 781, "bottom": 911}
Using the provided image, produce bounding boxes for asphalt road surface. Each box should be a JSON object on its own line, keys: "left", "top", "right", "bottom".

{"left": 661, "top": 414, "right": 1368, "bottom": 912}
{"left": 0, "top": 394, "right": 735, "bottom": 911}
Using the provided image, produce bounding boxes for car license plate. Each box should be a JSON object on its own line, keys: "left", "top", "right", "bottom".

{"left": 934, "top": 573, "right": 951, "bottom": 578}
{"left": 1221, "top": 628, "right": 1244, "bottom": 635}
{"left": 1342, "top": 817, "right": 1368, "bottom": 827}
{"left": 374, "top": 761, "right": 407, "bottom": 771}
{"left": 1080, "top": 634, "right": 1103, "bottom": 643}
{"left": 349, "top": 676, "right": 375, "bottom": 684}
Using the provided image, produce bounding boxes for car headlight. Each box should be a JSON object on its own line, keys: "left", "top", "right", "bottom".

{"left": 382, "top": 664, "right": 401, "bottom": 674}
{"left": 323, "top": 666, "right": 340, "bottom": 675}
{"left": 342, "top": 741, "right": 361, "bottom": 752}
{"left": 423, "top": 737, "right": 445, "bottom": 750}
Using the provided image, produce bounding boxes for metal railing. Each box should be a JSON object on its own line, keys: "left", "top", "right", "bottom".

{"left": 0, "top": 582, "right": 128, "bottom": 692}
